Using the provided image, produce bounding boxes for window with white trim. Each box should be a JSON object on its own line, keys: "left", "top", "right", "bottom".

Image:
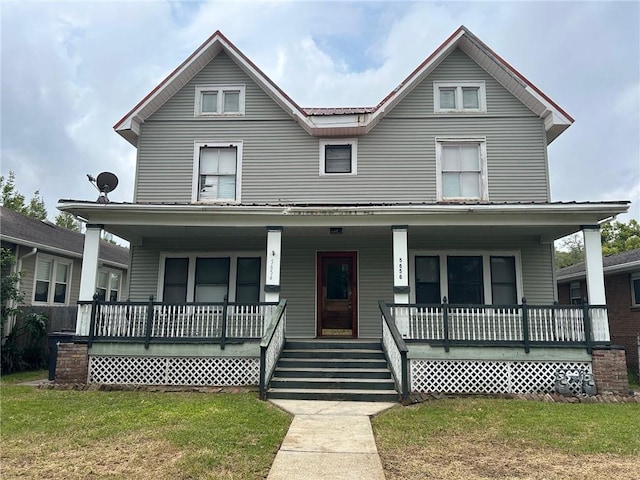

{"left": 33, "top": 256, "right": 72, "bottom": 305}
{"left": 192, "top": 142, "right": 242, "bottom": 202}
{"left": 194, "top": 85, "right": 245, "bottom": 116}
{"left": 319, "top": 139, "right": 357, "bottom": 175}
{"left": 159, "top": 253, "right": 263, "bottom": 303}
{"left": 570, "top": 281, "right": 583, "bottom": 305}
{"left": 436, "top": 138, "right": 488, "bottom": 201}
{"left": 411, "top": 251, "right": 522, "bottom": 305}
{"left": 631, "top": 274, "right": 640, "bottom": 307}
{"left": 96, "top": 269, "right": 122, "bottom": 302}
{"left": 434, "top": 81, "right": 486, "bottom": 113}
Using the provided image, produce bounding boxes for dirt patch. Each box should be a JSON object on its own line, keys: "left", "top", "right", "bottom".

{"left": 2, "top": 433, "right": 185, "bottom": 480}
{"left": 379, "top": 435, "right": 640, "bottom": 480}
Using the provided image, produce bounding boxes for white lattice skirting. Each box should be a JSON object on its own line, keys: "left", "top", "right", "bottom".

{"left": 89, "top": 356, "right": 259, "bottom": 386}
{"left": 411, "top": 360, "right": 592, "bottom": 395}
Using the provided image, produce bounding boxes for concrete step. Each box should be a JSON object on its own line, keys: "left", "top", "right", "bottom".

{"left": 276, "top": 357, "right": 389, "bottom": 369}
{"left": 275, "top": 367, "right": 392, "bottom": 379}
{"left": 267, "top": 387, "right": 399, "bottom": 402}
{"left": 270, "top": 376, "right": 396, "bottom": 391}
{"left": 285, "top": 340, "right": 382, "bottom": 350}
{"left": 280, "top": 349, "right": 386, "bottom": 360}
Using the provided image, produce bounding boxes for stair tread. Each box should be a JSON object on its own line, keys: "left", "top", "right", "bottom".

{"left": 272, "top": 376, "right": 394, "bottom": 383}
{"left": 275, "top": 367, "right": 390, "bottom": 374}
{"left": 268, "top": 388, "right": 398, "bottom": 394}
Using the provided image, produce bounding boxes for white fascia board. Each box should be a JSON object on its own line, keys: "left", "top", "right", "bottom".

{"left": 309, "top": 114, "right": 368, "bottom": 127}
{"left": 529, "top": 86, "right": 573, "bottom": 127}
{"left": 57, "top": 201, "right": 629, "bottom": 230}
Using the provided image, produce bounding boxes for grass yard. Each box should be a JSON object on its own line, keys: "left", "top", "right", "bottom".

{"left": 373, "top": 397, "right": 640, "bottom": 480}
{"left": 1, "top": 371, "right": 291, "bottom": 479}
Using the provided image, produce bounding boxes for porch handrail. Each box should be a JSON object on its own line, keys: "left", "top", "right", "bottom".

{"left": 82, "top": 298, "right": 279, "bottom": 347}
{"left": 387, "top": 301, "right": 607, "bottom": 351}
{"left": 378, "top": 300, "right": 409, "bottom": 400}
{"left": 259, "top": 299, "right": 287, "bottom": 400}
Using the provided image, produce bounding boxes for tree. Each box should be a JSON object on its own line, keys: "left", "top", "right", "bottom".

{"left": 555, "top": 233, "right": 584, "bottom": 268}
{"left": 1, "top": 248, "right": 23, "bottom": 335}
{"left": 555, "top": 219, "right": 640, "bottom": 268}
{"left": 0, "top": 171, "right": 48, "bottom": 219}
{"left": 601, "top": 219, "right": 640, "bottom": 255}
{"left": 54, "top": 212, "right": 81, "bottom": 231}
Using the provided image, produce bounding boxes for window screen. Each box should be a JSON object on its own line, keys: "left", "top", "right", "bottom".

{"left": 490, "top": 256, "right": 517, "bottom": 305}
{"left": 325, "top": 145, "right": 352, "bottom": 173}
{"left": 415, "top": 256, "right": 441, "bottom": 304}
{"left": 447, "top": 256, "right": 483, "bottom": 304}
{"left": 194, "top": 258, "right": 230, "bottom": 302}
{"left": 163, "top": 258, "right": 189, "bottom": 303}
{"left": 236, "top": 257, "right": 261, "bottom": 303}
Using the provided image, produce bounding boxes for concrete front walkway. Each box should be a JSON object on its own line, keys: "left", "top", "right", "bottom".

{"left": 267, "top": 400, "right": 396, "bottom": 480}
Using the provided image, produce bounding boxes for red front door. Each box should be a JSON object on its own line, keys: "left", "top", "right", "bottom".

{"left": 317, "top": 252, "right": 357, "bottom": 337}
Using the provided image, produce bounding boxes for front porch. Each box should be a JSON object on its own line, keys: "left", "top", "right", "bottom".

{"left": 61, "top": 296, "right": 628, "bottom": 398}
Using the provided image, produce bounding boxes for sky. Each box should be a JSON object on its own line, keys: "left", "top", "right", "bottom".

{"left": 1, "top": 0, "right": 639, "bottom": 224}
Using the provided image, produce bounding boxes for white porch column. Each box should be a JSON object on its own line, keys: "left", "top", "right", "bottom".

{"left": 76, "top": 224, "right": 102, "bottom": 335}
{"left": 392, "top": 226, "right": 410, "bottom": 337}
{"left": 264, "top": 227, "right": 283, "bottom": 303}
{"left": 582, "top": 225, "right": 609, "bottom": 341}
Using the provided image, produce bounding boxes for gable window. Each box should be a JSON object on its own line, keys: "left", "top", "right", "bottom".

{"left": 195, "top": 85, "right": 245, "bottom": 116}
{"left": 192, "top": 142, "right": 242, "bottom": 202}
{"left": 319, "top": 139, "right": 357, "bottom": 175}
{"left": 34, "top": 256, "right": 72, "bottom": 305}
{"left": 631, "top": 274, "right": 640, "bottom": 307}
{"left": 412, "top": 251, "right": 522, "bottom": 305}
{"left": 96, "top": 269, "right": 122, "bottom": 302}
{"left": 159, "top": 253, "right": 264, "bottom": 303}
{"left": 434, "top": 82, "right": 486, "bottom": 113}
{"left": 436, "top": 138, "right": 488, "bottom": 201}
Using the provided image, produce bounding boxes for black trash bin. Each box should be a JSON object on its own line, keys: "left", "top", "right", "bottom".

{"left": 47, "top": 332, "right": 75, "bottom": 381}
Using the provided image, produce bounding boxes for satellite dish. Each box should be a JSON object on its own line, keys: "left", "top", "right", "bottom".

{"left": 87, "top": 171, "right": 119, "bottom": 203}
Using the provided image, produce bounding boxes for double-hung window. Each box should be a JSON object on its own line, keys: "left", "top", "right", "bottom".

{"left": 195, "top": 85, "right": 245, "bottom": 116}
{"left": 193, "top": 142, "right": 242, "bottom": 202}
{"left": 33, "top": 256, "right": 72, "bottom": 305}
{"left": 436, "top": 139, "right": 488, "bottom": 201}
{"left": 412, "top": 252, "right": 521, "bottom": 305}
{"left": 319, "top": 139, "right": 357, "bottom": 175}
{"left": 434, "top": 82, "right": 486, "bottom": 113}
{"left": 570, "top": 281, "right": 583, "bottom": 305}
{"left": 160, "top": 253, "right": 263, "bottom": 303}
{"left": 96, "top": 269, "right": 122, "bottom": 302}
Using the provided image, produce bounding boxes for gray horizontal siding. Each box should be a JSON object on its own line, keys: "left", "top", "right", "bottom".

{"left": 136, "top": 47, "right": 549, "bottom": 204}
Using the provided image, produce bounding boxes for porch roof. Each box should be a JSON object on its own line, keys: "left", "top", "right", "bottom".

{"left": 57, "top": 200, "right": 628, "bottom": 247}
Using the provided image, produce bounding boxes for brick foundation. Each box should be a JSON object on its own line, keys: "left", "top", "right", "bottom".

{"left": 55, "top": 343, "right": 89, "bottom": 383}
{"left": 592, "top": 348, "right": 629, "bottom": 394}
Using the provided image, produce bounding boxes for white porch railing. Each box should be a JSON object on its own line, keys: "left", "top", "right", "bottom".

{"left": 388, "top": 301, "right": 608, "bottom": 351}
{"left": 84, "top": 298, "right": 278, "bottom": 348}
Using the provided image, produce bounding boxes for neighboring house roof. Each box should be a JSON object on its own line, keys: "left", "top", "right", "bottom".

{"left": 0, "top": 207, "right": 129, "bottom": 268}
{"left": 557, "top": 248, "right": 640, "bottom": 282}
{"left": 114, "top": 26, "right": 573, "bottom": 147}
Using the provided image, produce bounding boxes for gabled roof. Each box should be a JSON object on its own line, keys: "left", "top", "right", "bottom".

{"left": 114, "top": 26, "right": 573, "bottom": 147}
{"left": 0, "top": 207, "right": 129, "bottom": 268}
{"left": 557, "top": 248, "right": 640, "bottom": 282}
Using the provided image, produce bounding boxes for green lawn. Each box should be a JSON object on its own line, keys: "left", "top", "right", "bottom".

{"left": 373, "top": 397, "right": 640, "bottom": 480}
{"left": 1, "top": 372, "right": 291, "bottom": 479}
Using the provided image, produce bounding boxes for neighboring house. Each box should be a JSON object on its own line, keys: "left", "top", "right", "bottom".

{"left": 58, "top": 26, "right": 630, "bottom": 399}
{"left": 557, "top": 248, "right": 640, "bottom": 377}
{"left": 0, "top": 206, "right": 129, "bottom": 333}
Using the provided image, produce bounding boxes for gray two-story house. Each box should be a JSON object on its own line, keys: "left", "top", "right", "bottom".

{"left": 59, "top": 26, "right": 630, "bottom": 400}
